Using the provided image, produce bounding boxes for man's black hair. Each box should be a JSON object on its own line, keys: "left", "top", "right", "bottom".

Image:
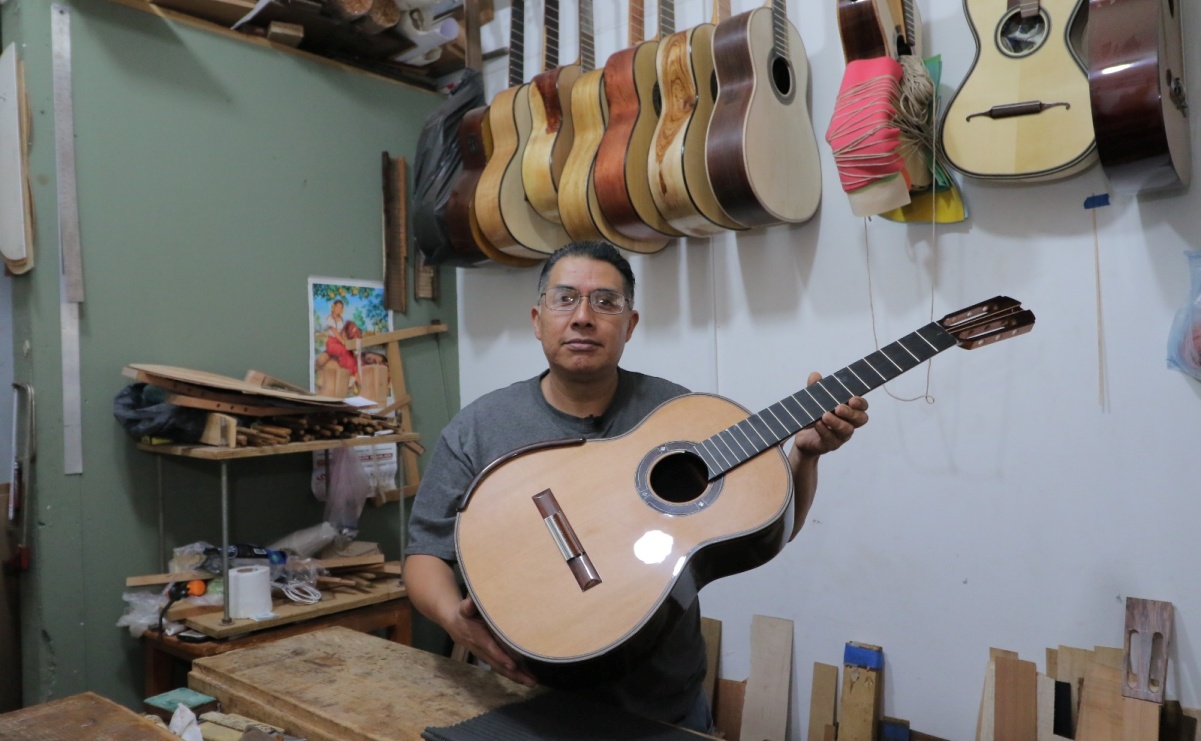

{"left": 536, "top": 241, "right": 636, "bottom": 302}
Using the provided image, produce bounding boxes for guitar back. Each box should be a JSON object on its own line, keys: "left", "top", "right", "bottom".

{"left": 524, "top": 64, "right": 583, "bottom": 222}
{"left": 457, "top": 393, "right": 792, "bottom": 679}
{"left": 941, "top": 0, "right": 1096, "bottom": 181}
{"left": 707, "top": 8, "right": 822, "bottom": 226}
{"left": 1088, "top": 0, "right": 1191, "bottom": 193}
{"left": 649, "top": 24, "right": 746, "bottom": 236}
{"left": 444, "top": 107, "right": 491, "bottom": 267}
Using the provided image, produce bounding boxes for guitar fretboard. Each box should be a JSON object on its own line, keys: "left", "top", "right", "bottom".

{"left": 509, "top": 0, "right": 526, "bottom": 88}
{"left": 630, "top": 0, "right": 645, "bottom": 46}
{"left": 770, "top": 0, "right": 790, "bottom": 59}
{"left": 696, "top": 321, "right": 959, "bottom": 480}
{"left": 580, "top": 0, "right": 595, "bottom": 72}
{"left": 544, "top": 0, "right": 560, "bottom": 70}
{"left": 660, "top": 0, "right": 675, "bottom": 37}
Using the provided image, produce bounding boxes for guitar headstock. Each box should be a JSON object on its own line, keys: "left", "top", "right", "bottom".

{"left": 939, "top": 296, "right": 1036, "bottom": 349}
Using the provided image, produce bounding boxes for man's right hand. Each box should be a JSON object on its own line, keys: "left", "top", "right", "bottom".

{"left": 450, "top": 596, "right": 538, "bottom": 687}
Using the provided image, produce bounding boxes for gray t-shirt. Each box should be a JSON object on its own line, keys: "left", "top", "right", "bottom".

{"left": 406, "top": 368, "right": 706, "bottom": 724}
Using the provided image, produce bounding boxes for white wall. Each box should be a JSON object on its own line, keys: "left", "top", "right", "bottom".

{"left": 460, "top": 1, "right": 1201, "bottom": 737}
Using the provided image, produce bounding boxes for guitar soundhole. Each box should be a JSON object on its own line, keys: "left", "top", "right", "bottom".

{"left": 770, "top": 55, "right": 793, "bottom": 98}
{"left": 648, "top": 450, "right": 709, "bottom": 504}
{"left": 709, "top": 70, "right": 718, "bottom": 101}
{"left": 652, "top": 82, "right": 663, "bottom": 117}
{"left": 995, "top": 8, "right": 1049, "bottom": 58}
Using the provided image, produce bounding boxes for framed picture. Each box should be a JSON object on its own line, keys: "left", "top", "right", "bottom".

{"left": 308, "top": 277, "right": 393, "bottom": 401}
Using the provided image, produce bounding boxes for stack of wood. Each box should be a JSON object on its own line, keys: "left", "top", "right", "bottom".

{"left": 234, "top": 412, "right": 402, "bottom": 447}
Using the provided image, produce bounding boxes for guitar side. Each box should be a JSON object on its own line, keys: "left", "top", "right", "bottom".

{"left": 707, "top": 9, "right": 822, "bottom": 227}
{"left": 476, "top": 85, "right": 572, "bottom": 257}
{"left": 523, "top": 64, "right": 584, "bottom": 223}
{"left": 456, "top": 393, "right": 793, "bottom": 683}
{"left": 559, "top": 69, "right": 672, "bottom": 253}
{"left": 649, "top": 24, "right": 746, "bottom": 236}
{"left": 940, "top": 0, "right": 1097, "bottom": 181}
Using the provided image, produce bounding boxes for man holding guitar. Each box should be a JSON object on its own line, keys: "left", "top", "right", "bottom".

{"left": 403, "top": 241, "right": 869, "bottom": 733}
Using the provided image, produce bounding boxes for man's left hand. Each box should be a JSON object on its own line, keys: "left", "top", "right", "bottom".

{"left": 792, "top": 371, "right": 869, "bottom": 457}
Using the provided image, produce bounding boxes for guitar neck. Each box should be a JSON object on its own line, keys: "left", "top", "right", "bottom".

{"left": 1011, "top": 0, "right": 1041, "bottom": 18}
{"left": 770, "top": 0, "right": 790, "bottom": 58}
{"left": 630, "top": 0, "right": 645, "bottom": 46}
{"left": 544, "top": 0, "right": 560, "bottom": 70}
{"left": 697, "top": 322, "right": 959, "bottom": 480}
{"left": 660, "top": 0, "right": 675, "bottom": 37}
{"left": 509, "top": 0, "right": 526, "bottom": 87}
{"left": 580, "top": 0, "right": 594, "bottom": 72}
{"left": 712, "top": 0, "right": 730, "bottom": 24}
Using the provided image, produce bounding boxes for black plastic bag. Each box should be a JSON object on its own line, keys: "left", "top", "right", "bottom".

{"left": 113, "top": 383, "right": 208, "bottom": 442}
{"left": 411, "top": 68, "right": 485, "bottom": 266}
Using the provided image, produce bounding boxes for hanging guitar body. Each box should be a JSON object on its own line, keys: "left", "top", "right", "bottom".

{"left": 941, "top": 0, "right": 1096, "bottom": 181}
{"left": 1088, "top": 0, "right": 1191, "bottom": 194}
{"left": 706, "top": 3, "right": 822, "bottom": 227}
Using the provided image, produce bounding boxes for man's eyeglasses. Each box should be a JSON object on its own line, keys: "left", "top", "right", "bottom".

{"left": 540, "top": 287, "right": 630, "bottom": 315}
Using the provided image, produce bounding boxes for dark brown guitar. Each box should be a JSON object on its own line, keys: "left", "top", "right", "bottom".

{"left": 457, "top": 297, "right": 1035, "bottom": 686}
{"left": 1088, "top": 0, "right": 1191, "bottom": 194}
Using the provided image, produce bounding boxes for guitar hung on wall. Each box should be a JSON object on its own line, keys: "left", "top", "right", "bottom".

{"left": 474, "top": 0, "right": 572, "bottom": 259}
{"left": 557, "top": 0, "right": 671, "bottom": 253}
{"left": 648, "top": 0, "right": 746, "bottom": 237}
{"left": 592, "top": 0, "right": 683, "bottom": 246}
{"left": 457, "top": 296, "right": 1035, "bottom": 686}
{"left": 940, "top": 0, "right": 1096, "bottom": 182}
{"left": 706, "top": 0, "right": 823, "bottom": 227}
{"left": 1087, "top": 0, "right": 1191, "bottom": 194}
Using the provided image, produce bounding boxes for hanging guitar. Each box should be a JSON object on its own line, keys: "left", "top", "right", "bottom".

{"left": 1088, "top": 0, "right": 1191, "bottom": 194}
{"left": 522, "top": 0, "right": 581, "bottom": 223}
{"left": 456, "top": 296, "right": 1035, "bottom": 686}
{"left": 940, "top": 0, "right": 1096, "bottom": 181}
{"left": 705, "top": 0, "right": 822, "bottom": 227}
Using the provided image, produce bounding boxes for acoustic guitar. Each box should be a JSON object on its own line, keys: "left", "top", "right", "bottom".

{"left": 457, "top": 296, "right": 1035, "bottom": 685}
{"left": 647, "top": 0, "right": 745, "bottom": 236}
{"left": 446, "top": 108, "right": 542, "bottom": 268}
{"left": 592, "top": 0, "right": 683, "bottom": 244}
{"left": 706, "top": 0, "right": 822, "bottom": 227}
{"left": 522, "top": 0, "right": 581, "bottom": 223}
{"left": 475, "top": 0, "right": 572, "bottom": 258}
{"left": 557, "top": 0, "right": 671, "bottom": 253}
{"left": 1088, "top": 0, "right": 1191, "bottom": 194}
{"left": 940, "top": 0, "right": 1096, "bottom": 181}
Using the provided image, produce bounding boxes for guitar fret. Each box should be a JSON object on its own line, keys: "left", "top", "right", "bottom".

{"left": 809, "top": 382, "right": 841, "bottom": 409}
{"left": 861, "top": 354, "right": 890, "bottom": 382}
{"left": 509, "top": 0, "right": 525, "bottom": 87}
{"left": 834, "top": 366, "right": 871, "bottom": 396}
{"left": 870, "top": 348, "right": 904, "bottom": 373}
{"left": 780, "top": 395, "right": 813, "bottom": 426}
{"left": 825, "top": 375, "right": 855, "bottom": 403}
{"left": 702, "top": 437, "right": 732, "bottom": 468}
{"left": 743, "top": 417, "right": 771, "bottom": 447}
{"left": 714, "top": 433, "right": 740, "bottom": 462}
{"left": 764, "top": 407, "right": 791, "bottom": 437}
{"left": 895, "top": 337, "right": 923, "bottom": 363}
{"left": 793, "top": 389, "right": 825, "bottom": 421}
{"left": 918, "top": 323, "right": 959, "bottom": 352}
{"left": 724, "top": 428, "right": 751, "bottom": 458}
{"left": 545, "top": 0, "right": 560, "bottom": 68}
{"left": 881, "top": 342, "right": 919, "bottom": 372}
{"left": 661, "top": 0, "right": 675, "bottom": 36}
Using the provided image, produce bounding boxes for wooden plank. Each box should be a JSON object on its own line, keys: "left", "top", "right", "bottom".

{"left": 168, "top": 394, "right": 312, "bottom": 417}
{"left": 808, "top": 662, "right": 839, "bottom": 741}
{"left": 126, "top": 570, "right": 215, "bottom": 588}
{"left": 1121, "top": 696, "right": 1159, "bottom": 741}
{"left": 842, "top": 642, "right": 883, "bottom": 741}
{"left": 186, "top": 579, "right": 403, "bottom": 638}
{"left": 977, "top": 659, "right": 996, "bottom": 741}
{"left": 136, "top": 432, "right": 416, "bottom": 460}
{"left": 385, "top": 340, "right": 420, "bottom": 499}
{"left": 352, "top": 322, "right": 448, "bottom": 349}
{"left": 0, "top": 692, "right": 179, "bottom": 739}
{"left": 1077, "top": 662, "right": 1123, "bottom": 741}
{"left": 740, "top": 615, "right": 793, "bottom": 741}
{"left": 1046, "top": 647, "right": 1058, "bottom": 681}
{"left": 1123, "top": 598, "right": 1173, "bottom": 702}
{"left": 1037, "top": 672, "right": 1056, "bottom": 741}
{"left": 700, "top": 617, "right": 722, "bottom": 709}
{"left": 383, "top": 153, "right": 407, "bottom": 313}
{"left": 1094, "top": 646, "right": 1124, "bottom": 671}
{"left": 188, "top": 628, "right": 539, "bottom": 741}
{"left": 128, "top": 364, "right": 351, "bottom": 405}
{"left": 714, "top": 678, "right": 746, "bottom": 741}
{"left": 1057, "top": 645, "right": 1094, "bottom": 733}
{"left": 994, "top": 655, "right": 1037, "bottom": 741}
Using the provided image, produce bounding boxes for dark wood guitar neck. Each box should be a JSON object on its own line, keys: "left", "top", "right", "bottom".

{"left": 509, "top": 0, "right": 526, "bottom": 87}
{"left": 770, "top": 0, "right": 790, "bottom": 59}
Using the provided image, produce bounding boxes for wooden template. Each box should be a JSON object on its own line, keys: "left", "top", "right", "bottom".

{"left": 840, "top": 642, "right": 884, "bottom": 741}
{"left": 1122, "top": 597, "right": 1173, "bottom": 702}
{"left": 993, "top": 655, "right": 1037, "bottom": 741}
{"left": 0, "top": 44, "right": 33, "bottom": 274}
{"left": 808, "top": 662, "right": 840, "bottom": 741}
{"left": 740, "top": 615, "right": 793, "bottom": 741}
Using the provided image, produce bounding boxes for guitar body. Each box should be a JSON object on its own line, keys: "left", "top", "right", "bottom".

{"left": 837, "top": 0, "right": 895, "bottom": 60}
{"left": 1088, "top": 0, "right": 1191, "bottom": 194}
{"left": 707, "top": 9, "right": 822, "bottom": 227}
{"left": 476, "top": 84, "right": 571, "bottom": 258}
{"left": 649, "top": 24, "right": 746, "bottom": 236}
{"left": 523, "top": 64, "right": 583, "bottom": 222}
{"left": 559, "top": 70, "right": 672, "bottom": 253}
{"left": 940, "top": 0, "right": 1096, "bottom": 181}
{"left": 447, "top": 107, "right": 541, "bottom": 268}
{"left": 457, "top": 393, "right": 793, "bottom": 686}
{"left": 594, "top": 41, "right": 682, "bottom": 244}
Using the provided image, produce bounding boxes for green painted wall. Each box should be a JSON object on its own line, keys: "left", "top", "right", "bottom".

{"left": 2, "top": 0, "right": 457, "bottom": 708}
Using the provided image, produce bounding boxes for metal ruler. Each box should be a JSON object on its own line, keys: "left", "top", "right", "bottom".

{"left": 51, "top": 4, "right": 84, "bottom": 475}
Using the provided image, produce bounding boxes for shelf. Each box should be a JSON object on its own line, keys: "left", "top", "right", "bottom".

{"left": 137, "top": 432, "right": 418, "bottom": 460}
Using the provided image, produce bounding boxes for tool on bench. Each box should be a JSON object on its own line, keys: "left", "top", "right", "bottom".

{"left": 158, "top": 578, "right": 208, "bottom": 635}
{"left": 3, "top": 382, "right": 34, "bottom": 575}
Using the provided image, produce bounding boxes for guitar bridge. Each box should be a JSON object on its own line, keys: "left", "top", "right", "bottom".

{"left": 533, "top": 489, "right": 601, "bottom": 592}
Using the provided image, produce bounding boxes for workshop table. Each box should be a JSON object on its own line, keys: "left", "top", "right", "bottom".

{"left": 0, "top": 692, "right": 176, "bottom": 740}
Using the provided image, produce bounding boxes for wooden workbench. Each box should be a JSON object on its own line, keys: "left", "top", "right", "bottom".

{"left": 189, "top": 627, "right": 539, "bottom": 740}
{"left": 0, "top": 692, "right": 176, "bottom": 740}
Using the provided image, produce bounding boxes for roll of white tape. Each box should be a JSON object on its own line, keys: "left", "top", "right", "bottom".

{"left": 227, "top": 565, "right": 273, "bottom": 619}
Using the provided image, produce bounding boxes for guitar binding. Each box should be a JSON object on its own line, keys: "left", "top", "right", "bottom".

{"left": 635, "top": 440, "right": 724, "bottom": 515}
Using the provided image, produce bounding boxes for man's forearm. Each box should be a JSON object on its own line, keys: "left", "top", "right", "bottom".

{"left": 788, "top": 448, "right": 820, "bottom": 541}
{"left": 403, "top": 553, "right": 462, "bottom": 630}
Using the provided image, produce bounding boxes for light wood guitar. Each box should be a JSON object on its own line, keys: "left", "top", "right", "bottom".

{"left": 522, "top": 0, "right": 581, "bottom": 223}
{"left": 940, "top": 0, "right": 1096, "bottom": 181}
{"left": 457, "top": 297, "right": 1035, "bottom": 685}
{"left": 557, "top": 0, "right": 671, "bottom": 253}
{"left": 648, "top": 0, "right": 745, "bottom": 236}
{"left": 592, "top": 0, "right": 683, "bottom": 243}
{"left": 706, "top": 0, "right": 822, "bottom": 227}
{"left": 475, "top": 0, "right": 571, "bottom": 258}
{"left": 1088, "top": 0, "right": 1190, "bottom": 194}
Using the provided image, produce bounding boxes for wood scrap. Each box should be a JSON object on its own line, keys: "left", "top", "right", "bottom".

{"left": 714, "top": 678, "right": 746, "bottom": 741}
{"left": 414, "top": 250, "right": 438, "bottom": 301}
{"left": 266, "top": 21, "right": 303, "bottom": 47}
{"left": 1123, "top": 597, "right": 1173, "bottom": 702}
{"left": 808, "top": 662, "right": 839, "bottom": 741}
{"left": 383, "top": 152, "right": 407, "bottom": 312}
{"left": 700, "top": 617, "right": 721, "bottom": 710}
{"left": 740, "top": 615, "right": 793, "bottom": 741}
{"left": 841, "top": 642, "right": 884, "bottom": 741}
{"left": 994, "top": 655, "right": 1037, "bottom": 741}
